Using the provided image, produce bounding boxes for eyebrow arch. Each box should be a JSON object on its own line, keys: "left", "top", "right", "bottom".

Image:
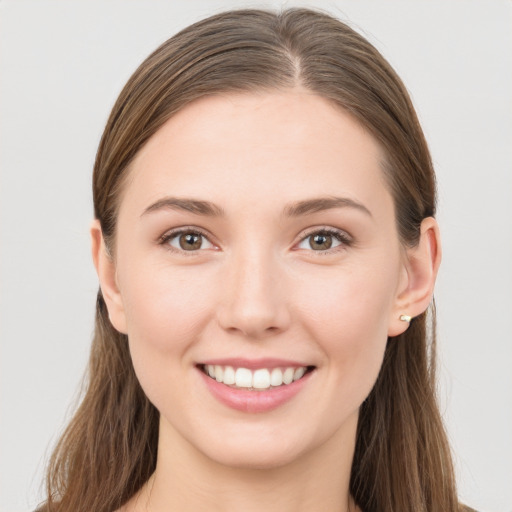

{"left": 141, "top": 195, "right": 371, "bottom": 219}
{"left": 141, "top": 197, "right": 225, "bottom": 217}
{"left": 283, "top": 196, "right": 372, "bottom": 218}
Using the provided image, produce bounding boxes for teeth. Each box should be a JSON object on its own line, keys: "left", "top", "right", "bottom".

{"left": 252, "top": 369, "right": 270, "bottom": 389}
{"left": 270, "top": 368, "right": 283, "bottom": 387}
{"left": 235, "top": 368, "right": 252, "bottom": 388}
{"left": 223, "top": 365, "right": 235, "bottom": 385}
{"left": 294, "top": 367, "right": 306, "bottom": 380}
{"left": 204, "top": 364, "right": 309, "bottom": 389}
{"left": 283, "top": 367, "right": 294, "bottom": 385}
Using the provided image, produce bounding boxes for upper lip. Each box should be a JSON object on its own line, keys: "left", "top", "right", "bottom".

{"left": 197, "top": 358, "right": 312, "bottom": 370}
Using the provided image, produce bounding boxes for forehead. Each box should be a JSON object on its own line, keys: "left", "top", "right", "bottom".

{"left": 122, "top": 90, "right": 392, "bottom": 217}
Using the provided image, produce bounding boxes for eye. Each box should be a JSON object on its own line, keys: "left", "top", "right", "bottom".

{"left": 161, "top": 229, "right": 215, "bottom": 252}
{"left": 296, "top": 229, "right": 351, "bottom": 252}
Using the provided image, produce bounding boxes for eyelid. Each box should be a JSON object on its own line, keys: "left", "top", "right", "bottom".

{"left": 158, "top": 226, "right": 218, "bottom": 254}
{"left": 294, "top": 226, "right": 353, "bottom": 252}
{"left": 157, "top": 225, "right": 352, "bottom": 255}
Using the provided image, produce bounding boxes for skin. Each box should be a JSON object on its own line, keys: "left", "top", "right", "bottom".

{"left": 92, "top": 90, "right": 441, "bottom": 512}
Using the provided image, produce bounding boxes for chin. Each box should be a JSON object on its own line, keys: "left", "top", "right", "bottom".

{"left": 191, "top": 424, "right": 326, "bottom": 472}
{"left": 204, "top": 443, "right": 304, "bottom": 471}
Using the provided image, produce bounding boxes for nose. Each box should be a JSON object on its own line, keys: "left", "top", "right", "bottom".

{"left": 216, "top": 246, "right": 291, "bottom": 339}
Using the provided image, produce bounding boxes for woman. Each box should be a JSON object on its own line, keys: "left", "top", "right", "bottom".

{"left": 38, "top": 8, "right": 474, "bottom": 512}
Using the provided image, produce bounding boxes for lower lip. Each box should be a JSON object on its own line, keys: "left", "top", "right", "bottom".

{"left": 199, "top": 369, "right": 313, "bottom": 413}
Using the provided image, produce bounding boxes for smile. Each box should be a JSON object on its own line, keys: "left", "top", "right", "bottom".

{"left": 198, "top": 361, "right": 315, "bottom": 413}
{"left": 201, "top": 364, "right": 312, "bottom": 390}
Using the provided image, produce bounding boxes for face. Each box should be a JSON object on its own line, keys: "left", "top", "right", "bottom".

{"left": 103, "top": 91, "right": 412, "bottom": 469}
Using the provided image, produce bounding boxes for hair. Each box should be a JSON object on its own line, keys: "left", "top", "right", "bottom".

{"left": 39, "top": 8, "right": 464, "bottom": 512}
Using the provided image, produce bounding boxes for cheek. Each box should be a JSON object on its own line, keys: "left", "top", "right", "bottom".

{"left": 120, "top": 261, "right": 215, "bottom": 349}
{"left": 119, "top": 261, "right": 218, "bottom": 409}
{"left": 296, "top": 261, "right": 398, "bottom": 381}
{"left": 300, "top": 260, "right": 397, "bottom": 332}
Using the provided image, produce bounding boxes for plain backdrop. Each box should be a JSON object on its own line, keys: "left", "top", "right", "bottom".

{"left": 1, "top": 1, "right": 511, "bottom": 511}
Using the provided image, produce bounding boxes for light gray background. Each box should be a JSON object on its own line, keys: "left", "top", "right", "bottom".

{"left": 1, "top": 1, "right": 511, "bottom": 511}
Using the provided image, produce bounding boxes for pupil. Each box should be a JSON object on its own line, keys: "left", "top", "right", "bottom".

{"left": 311, "top": 233, "right": 332, "bottom": 250}
{"left": 180, "top": 233, "right": 201, "bottom": 250}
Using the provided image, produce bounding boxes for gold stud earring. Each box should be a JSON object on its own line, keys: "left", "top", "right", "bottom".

{"left": 399, "top": 314, "right": 412, "bottom": 322}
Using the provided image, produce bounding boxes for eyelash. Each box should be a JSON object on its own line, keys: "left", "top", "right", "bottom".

{"left": 296, "top": 227, "right": 352, "bottom": 255}
{"left": 158, "top": 227, "right": 215, "bottom": 256}
{"left": 158, "top": 226, "right": 352, "bottom": 255}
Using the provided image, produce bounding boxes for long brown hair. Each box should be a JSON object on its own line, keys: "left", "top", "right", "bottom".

{"left": 40, "top": 8, "right": 462, "bottom": 512}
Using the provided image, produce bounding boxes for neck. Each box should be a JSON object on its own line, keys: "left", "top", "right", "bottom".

{"left": 129, "top": 415, "right": 359, "bottom": 512}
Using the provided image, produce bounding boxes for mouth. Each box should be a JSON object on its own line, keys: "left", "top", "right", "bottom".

{"left": 199, "top": 364, "right": 315, "bottom": 391}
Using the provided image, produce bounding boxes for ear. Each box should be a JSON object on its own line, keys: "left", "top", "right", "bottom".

{"left": 90, "top": 219, "right": 128, "bottom": 334}
{"left": 388, "top": 217, "right": 442, "bottom": 337}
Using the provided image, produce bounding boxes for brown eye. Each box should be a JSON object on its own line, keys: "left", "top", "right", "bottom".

{"left": 309, "top": 233, "right": 332, "bottom": 250}
{"left": 297, "top": 229, "right": 349, "bottom": 252}
{"left": 179, "top": 233, "right": 203, "bottom": 250}
{"left": 165, "top": 230, "right": 214, "bottom": 252}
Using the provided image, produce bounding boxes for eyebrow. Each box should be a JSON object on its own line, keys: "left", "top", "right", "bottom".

{"left": 283, "top": 196, "right": 372, "bottom": 218}
{"left": 142, "top": 197, "right": 225, "bottom": 217}
{"left": 141, "top": 195, "right": 372, "bottom": 218}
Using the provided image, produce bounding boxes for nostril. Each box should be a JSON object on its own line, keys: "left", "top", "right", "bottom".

{"left": 221, "top": 322, "right": 286, "bottom": 339}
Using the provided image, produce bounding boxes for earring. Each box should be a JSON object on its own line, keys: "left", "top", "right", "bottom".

{"left": 399, "top": 314, "right": 412, "bottom": 322}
